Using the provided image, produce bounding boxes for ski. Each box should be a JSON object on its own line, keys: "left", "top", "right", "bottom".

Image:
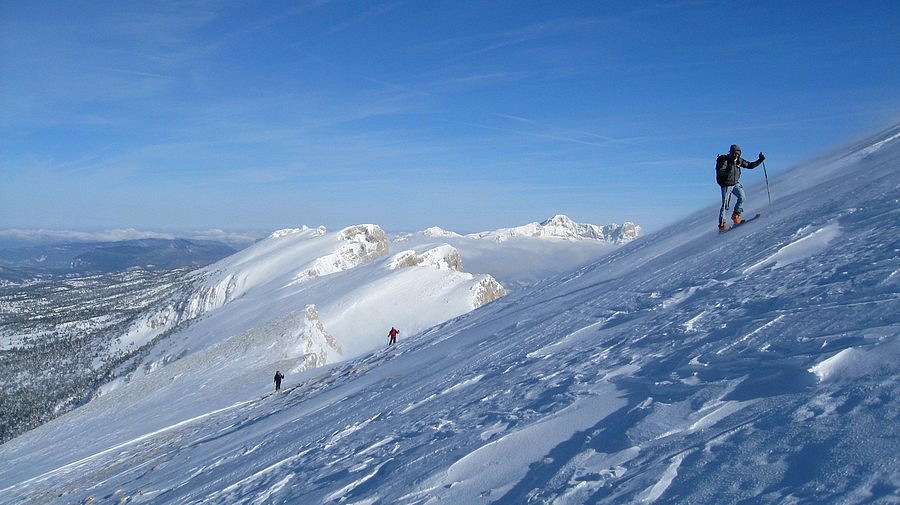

{"left": 719, "top": 213, "right": 761, "bottom": 233}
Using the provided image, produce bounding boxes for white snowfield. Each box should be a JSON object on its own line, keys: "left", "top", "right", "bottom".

{"left": 1, "top": 125, "right": 899, "bottom": 504}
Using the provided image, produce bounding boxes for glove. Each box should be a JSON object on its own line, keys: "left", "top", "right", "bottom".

{"left": 758, "top": 152, "right": 765, "bottom": 161}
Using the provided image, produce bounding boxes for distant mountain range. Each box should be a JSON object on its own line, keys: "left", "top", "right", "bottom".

{"left": 0, "top": 216, "right": 641, "bottom": 282}
{"left": 0, "top": 239, "right": 238, "bottom": 279}
{"left": 423, "top": 214, "right": 642, "bottom": 244}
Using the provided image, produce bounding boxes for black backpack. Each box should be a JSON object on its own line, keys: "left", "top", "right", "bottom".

{"left": 715, "top": 154, "right": 735, "bottom": 187}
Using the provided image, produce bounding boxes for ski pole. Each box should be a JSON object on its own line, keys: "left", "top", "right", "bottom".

{"left": 724, "top": 187, "right": 732, "bottom": 217}
{"left": 762, "top": 160, "right": 772, "bottom": 207}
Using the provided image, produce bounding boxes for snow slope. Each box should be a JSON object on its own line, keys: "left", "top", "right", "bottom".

{"left": 88, "top": 223, "right": 511, "bottom": 409}
{"left": 1, "top": 125, "right": 898, "bottom": 504}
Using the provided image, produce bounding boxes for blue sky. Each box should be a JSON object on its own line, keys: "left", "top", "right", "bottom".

{"left": 2, "top": 0, "right": 898, "bottom": 236}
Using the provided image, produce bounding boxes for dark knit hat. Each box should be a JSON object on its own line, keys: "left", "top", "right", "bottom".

{"left": 729, "top": 144, "right": 741, "bottom": 153}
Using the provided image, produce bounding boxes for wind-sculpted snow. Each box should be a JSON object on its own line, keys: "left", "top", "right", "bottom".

{"left": 809, "top": 342, "right": 898, "bottom": 383}
{"left": 1, "top": 125, "right": 898, "bottom": 504}
{"left": 743, "top": 222, "right": 840, "bottom": 275}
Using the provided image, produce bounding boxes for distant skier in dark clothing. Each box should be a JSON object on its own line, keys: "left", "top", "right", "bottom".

{"left": 716, "top": 144, "right": 765, "bottom": 231}
{"left": 274, "top": 370, "right": 284, "bottom": 391}
{"left": 388, "top": 327, "right": 399, "bottom": 345}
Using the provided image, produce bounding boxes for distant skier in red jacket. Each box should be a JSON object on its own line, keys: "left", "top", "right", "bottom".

{"left": 388, "top": 327, "right": 399, "bottom": 345}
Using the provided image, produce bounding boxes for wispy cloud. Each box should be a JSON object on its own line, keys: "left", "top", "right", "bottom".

{"left": 491, "top": 114, "right": 637, "bottom": 145}
{"left": 440, "top": 113, "right": 638, "bottom": 148}
{"left": 425, "top": 17, "right": 607, "bottom": 61}
{"left": 421, "top": 71, "right": 533, "bottom": 92}
{"left": 327, "top": 0, "right": 413, "bottom": 34}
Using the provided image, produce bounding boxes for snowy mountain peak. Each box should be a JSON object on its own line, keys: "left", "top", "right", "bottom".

{"left": 421, "top": 226, "right": 463, "bottom": 238}
{"left": 475, "top": 214, "right": 643, "bottom": 243}
{"left": 540, "top": 213, "right": 577, "bottom": 227}
{"left": 269, "top": 225, "right": 326, "bottom": 238}
{"left": 296, "top": 224, "right": 389, "bottom": 282}
{"left": 390, "top": 245, "right": 465, "bottom": 272}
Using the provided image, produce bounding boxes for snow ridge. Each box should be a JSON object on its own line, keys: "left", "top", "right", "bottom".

{"left": 295, "top": 224, "right": 388, "bottom": 282}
